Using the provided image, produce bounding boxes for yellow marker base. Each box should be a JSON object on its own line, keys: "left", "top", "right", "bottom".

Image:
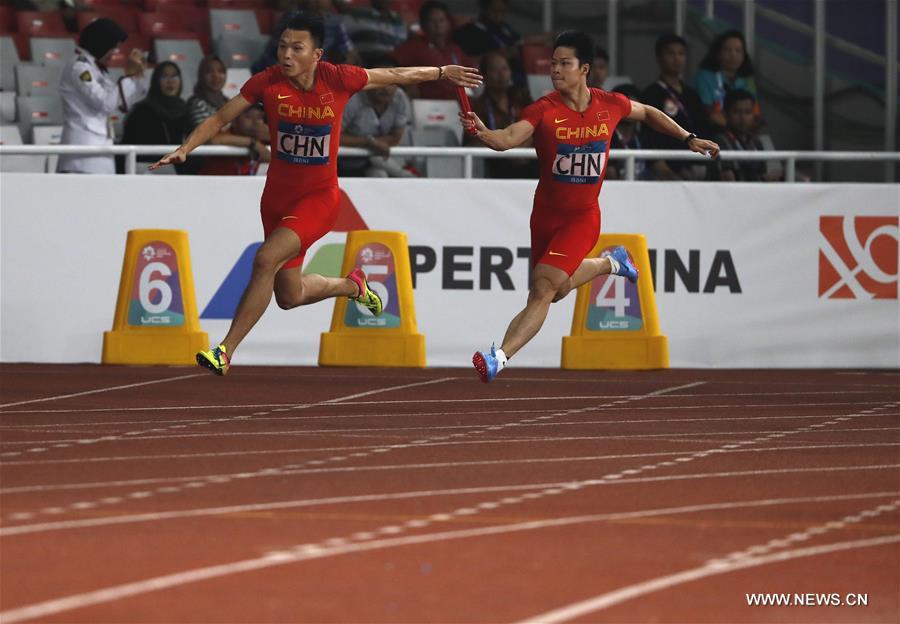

{"left": 319, "top": 333, "right": 426, "bottom": 368}
{"left": 319, "top": 230, "right": 426, "bottom": 368}
{"left": 561, "top": 334, "right": 669, "bottom": 370}
{"left": 103, "top": 331, "right": 209, "bottom": 366}
{"left": 102, "top": 229, "right": 208, "bottom": 366}
{"left": 561, "top": 233, "right": 669, "bottom": 370}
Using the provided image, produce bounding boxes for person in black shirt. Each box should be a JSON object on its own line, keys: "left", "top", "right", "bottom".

{"left": 640, "top": 33, "right": 710, "bottom": 180}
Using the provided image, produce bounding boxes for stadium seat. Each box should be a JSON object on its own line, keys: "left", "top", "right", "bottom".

{"left": 16, "top": 11, "right": 69, "bottom": 37}
{"left": 214, "top": 34, "right": 266, "bottom": 68}
{"left": 223, "top": 67, "right": 250, "bottom": 99}
{"left": 154, "top": 37, "right": 205, "bottom": 66}
{"left": 0, "top": 124, "right": 47, "bottom": 172}
{"left": 76, "top": 8, "right": 141, "bottom": 33}
{"left": 410, "top": 127, "right": 462, "bottom": 178}
{"left": 15, "top": 63, "right": 62, "bottom": 97}
{"left": 209, "top": 9, "right": 261, "bottom": 39}
{"left": 412, "top": 98, "right": 463, "bottom": 144}
{"left": 521, "top": 44, "right": 551, "bottom": 75}
{"left": 16, "top": 94, "right": 62, "bottom": 143}
{"left": 0, "top": 92, "right": 15, "bottom": 123}
{"left": 0, "top": 5, "right": 15, "bottom": 34}
{"left": 31, "top": 124, "right": 63, "bottom": 172}
{"left": 29, "top": 37, "right": 77, "bottom": 66}
{"left": 76, "top": 0, "right": 126, "bottom": 8}
{"left": 144, "top": 0, "right": 197, "bottom": 9}
{"left": 0, "top": 35, "right": 21, "bottom": 90}
{"left": 254, "top": 8, "right": 273, "bottom": 34}
{"left": 106, "top": 33, "right": 151, "bottom": 68}
{"left": 527, "top": 73, "right": 553, "bottom": 100}
{"left": 139, "top": 12, "right": 202, "bottom": 37}
{"left": 208, "top": 0, "right": 267, "bottom": 9}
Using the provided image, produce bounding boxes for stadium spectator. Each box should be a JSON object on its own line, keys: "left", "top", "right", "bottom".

{"left": 453, "top": 0, "right": 525, "bottom": 85}
{"left": 711, "top": 89, "right": 780, "bottom": 181}
{"left": 464, "top": 51, "right": 536, "bottom": 179}
{"left": 339, "top": 56, "right": 414, "bottom": 178}
{"left": 187, "top": 55, "right": 267, "bottom": 148}
{"left": 605, "top": 84, "right": 649, "bottom": 180}
{"left": 252, "top": 0, "right": 359, "bottom": 72}
{"left": 587, "top": 45, "right": 608, "bottom": 89}
{"left": 341, "top": 0, "right": 408, "bottom": 63}
{"left": 57, "top": 18, "right": 148, "bottom": 174}
{"left": 119, "top": 61, "right": 193, "bottom": 173}
{"left": 197, "top": 105, "right": 271, "bottom": 175}
{"left": 392, "top": 1, "right": 472, "bottom": 100}
{"left": 695, "top": 29, "right": 761, "bottom": 130}
{"left": 641, "top": 33, "right": 710, "bottom": 180}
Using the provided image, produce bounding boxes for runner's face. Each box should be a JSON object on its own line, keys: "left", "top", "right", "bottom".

{"left": 659, "top": 43, "right": 686, "bottom": 76}
{"left": 278, "top": 29, "right": 322, "bottom": 77}
{"left": 550, "top": 46, "right": 587, "bottom": 92}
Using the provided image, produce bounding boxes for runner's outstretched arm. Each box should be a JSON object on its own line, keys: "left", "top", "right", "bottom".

{"left": 628, "top": 101, "right": 720, "bottom": 158}
{"left": 459, "top": 111, "right": 535, "bottom": 151}
{"left": 149, "top": 94, "right": 254, "bottom": 169}
{"left": 363, "top": 65, "right": 482, "bottom": 90}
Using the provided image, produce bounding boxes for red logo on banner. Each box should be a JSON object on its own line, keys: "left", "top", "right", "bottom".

{"left": 818, "top": 216, "right": 898, "bottom": 299}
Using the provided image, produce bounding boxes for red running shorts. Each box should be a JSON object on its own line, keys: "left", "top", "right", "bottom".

{"left": 260, "top": 184, "right": 340, "bottom": 270}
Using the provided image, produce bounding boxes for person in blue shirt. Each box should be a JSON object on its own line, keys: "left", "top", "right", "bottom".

{"left": 694, "top": 29, "right": 761, "bottom": 131}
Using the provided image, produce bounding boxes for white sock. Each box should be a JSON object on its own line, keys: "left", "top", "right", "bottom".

{"left": 607, "top": 256, "right": 621, "bottom": 275}
{"left": 495, "top": 348, "right": 508, "bottom": 370}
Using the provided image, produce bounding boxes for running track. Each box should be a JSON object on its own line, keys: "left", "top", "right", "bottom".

{"left": 0, "top": 364, "right": 898, "bottom": 623}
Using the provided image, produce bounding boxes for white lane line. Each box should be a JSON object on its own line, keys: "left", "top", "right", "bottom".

{"left": 0, "top": 377, "right": 458, "bottom": 517}
{"left": 5, "top": 438, "right": 899, "bottom": 469}
{"left": 5, "top": 444, "right": 898, "bottom": 493}
{"left": 516, "top": 535, "right": 900, "bottom": 624}
{"left": 6, "top": 423, "right": 896, "bottom": 448}
{"left": 0, "top": 374, "right": 204, "bottom": 409}
{"left": 0, "top": 492, "right": 894, "bottom": 624}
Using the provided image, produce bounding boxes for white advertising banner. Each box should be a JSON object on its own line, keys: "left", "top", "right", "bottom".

{"left": 1, "top": 173, "right": 898, "bottom": 368}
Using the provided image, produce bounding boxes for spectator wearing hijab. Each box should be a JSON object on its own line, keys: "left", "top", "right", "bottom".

{"left": 186, "top": 55, "right": 268, "bottom": 152}
{"left": 694, "top": 29, "right": 761, "bottom": 130}
{"left": 57, "top": 17, "right": 148, "bottom": 173}
{"left": 120, "top": 62, "right": 193, "bottom": 173}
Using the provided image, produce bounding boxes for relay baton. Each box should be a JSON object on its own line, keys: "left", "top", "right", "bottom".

{"left": 456, "top": 86, "right": 477, "bottom": 135}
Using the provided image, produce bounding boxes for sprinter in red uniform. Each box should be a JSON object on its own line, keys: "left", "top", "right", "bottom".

{"left": 463, "top": 31, "right": 719, "bottom": 382}
{"left": 151, "top": 15, "right": 481, "bottom": 375}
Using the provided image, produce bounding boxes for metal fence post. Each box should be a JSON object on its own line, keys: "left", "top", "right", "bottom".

{"left": 785, "top": 158, "right": 796, "bottom": 182}
{"left": 463, "top": 153, "right": 473, "bottom": 179}
{"left": 126, "top": 149, "right": 137, "bottom": 175}
{"left": 624, "top": 155, "right": 636, "bottom": 181}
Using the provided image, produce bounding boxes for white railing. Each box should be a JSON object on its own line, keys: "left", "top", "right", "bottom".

{"left": 1, "top": 144, "right": 898, "bottom": 182}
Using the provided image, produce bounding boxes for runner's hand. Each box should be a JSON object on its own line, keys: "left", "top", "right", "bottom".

{"left": 149, "top": 148, "right": 187, "bottom": 170}
{"left": 442, "top": 65, "right": 482, "bottom": 89}
{"left": 689, "top": 137, "right": 720, "bottom": 159}
{"left": 458, "top": 111, "right": 486, "bottom": 135}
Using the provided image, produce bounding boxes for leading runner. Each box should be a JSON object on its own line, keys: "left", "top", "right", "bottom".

{"left": 463, "top": 31, "right": 719, "bottom": 382}
{"left": 151, "top": 14, "right": 481, "bottom": 375}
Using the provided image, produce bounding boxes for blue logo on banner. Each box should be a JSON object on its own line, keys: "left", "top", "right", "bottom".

{"left": 201, "top": 243, "right": 260, "bottom": 319}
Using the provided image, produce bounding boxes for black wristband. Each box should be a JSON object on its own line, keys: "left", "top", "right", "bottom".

{"left": 683, "top": 132, "right": 697, "bottom": 145}
{"left": 437, "top": 66, "right": 444, "bottom": 80}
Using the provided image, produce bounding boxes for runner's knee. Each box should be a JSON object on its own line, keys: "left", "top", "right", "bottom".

{"left": 529, "top": 277, "right": 559, "bottom": 304}
{"left": 252, "top": 246, "right": 284, "bottom": 274}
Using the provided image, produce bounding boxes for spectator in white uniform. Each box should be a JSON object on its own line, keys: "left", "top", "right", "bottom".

{"left": 57, "top": 18, "right": 148, "bottom": 174}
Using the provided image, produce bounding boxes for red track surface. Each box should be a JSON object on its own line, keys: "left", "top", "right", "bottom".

{"left": 0, "top": 364, "right": 898, "bottom": 623}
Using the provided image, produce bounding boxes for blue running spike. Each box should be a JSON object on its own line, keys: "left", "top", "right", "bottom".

{"left": 472, "top": 344, "right": 500, "bottom": 383}
{"left": 610, "top": 246, "right": 639, "bottom": 283}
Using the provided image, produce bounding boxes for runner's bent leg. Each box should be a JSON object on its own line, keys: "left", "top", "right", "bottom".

{"left": 500, "top": 263, "right": 569, "bottom": 359}
{"left": 221, "top": 227, "right": 300, "bottom": 355}
{"left": 274, "top": 270, "right": 357, "bottom": 309}
{"left": 553, "top": 257, "right": 613, "bottom": 302}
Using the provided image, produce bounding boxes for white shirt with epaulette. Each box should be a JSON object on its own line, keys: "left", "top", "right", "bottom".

{"left": 57, "top": 47, "right": 148, "bottom": 173}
